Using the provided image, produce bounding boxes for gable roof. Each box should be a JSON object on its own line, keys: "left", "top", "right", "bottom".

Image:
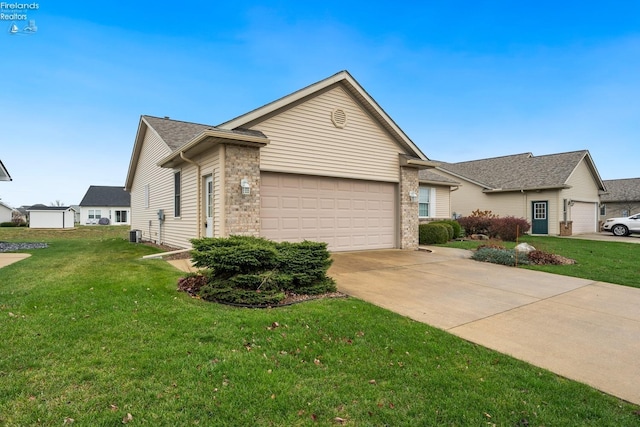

{"left": 437, "top": 150, "right": 605, "bottom": 192}
{"left": 79, "top": 186, "right": 131, "bottom": 207}
{"left": 0, "top": 159, "right": 11, "bottom": 181}
{"left": 0, "top": 200, "right": 13, "bottom": 211}
{"left": 601, "top": 178, "right": 640, "bottom": 202}
{"left": 218, "top": 70, "right": 429, "bottom": 161}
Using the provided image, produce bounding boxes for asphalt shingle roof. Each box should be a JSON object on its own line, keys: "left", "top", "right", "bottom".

{"left": 601, "top": 178, "right": 640, "bottom": 202}
{"left": 143, "top": 116, "right": 215, "bottom": 151}
{"left": 143, "top": 116, "right": 267, "bottom": 152}
{"left": 79, "top": 186, "right": 131, "bottom": 207}
{"left": 418, "top": 169, "right": 460, "bottom": 185}
{"left": 437, "top": 150, "right": 591, "bottom": 191}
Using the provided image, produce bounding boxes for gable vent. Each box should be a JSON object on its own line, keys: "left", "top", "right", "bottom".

{"left": 331, "top": 108, "right": 347, "bottom": 128}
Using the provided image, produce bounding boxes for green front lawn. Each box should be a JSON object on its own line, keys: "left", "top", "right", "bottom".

{"left": 1, "top": 227, "right": 638, "bottom": 425}
{"left": 439, "top": 235, "right": 640, "bottom": 288}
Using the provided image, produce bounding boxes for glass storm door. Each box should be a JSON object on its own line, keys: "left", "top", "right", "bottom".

{"left": 532, "top": 201, "right": 549, "bottom": 234}
{"left": 205, "top": 175, "right": 213, "bottom": 238}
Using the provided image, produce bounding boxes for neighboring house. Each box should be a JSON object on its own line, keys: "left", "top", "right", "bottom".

{"left": 417, "top": 169, "right": 460, "bottom": 222}
{"left": 0, "top": 159, "right": 11, "bottom": 181}
{"left": 70, "top": 205, "right": 81, "bottom": 224}
{"left": 600, "top": 178, "right": 640, "bottom": 219}
{"left": 125, "top": 70, "right": 438, "bottom": 251}
{"left": 79, "top": 185, "right": 131, "bottom": 225}
{"left": 0, "top": 200, "right": 12, "bottom": 223}
{"left": 28, "top": 205, "right": 76, "bottom": 229}
{"left": 431, "top": 150, "right": 606, "bottom": 235}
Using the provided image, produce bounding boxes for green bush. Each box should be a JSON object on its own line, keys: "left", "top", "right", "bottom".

{"left": 419, "top": 223, "right": 450, "bottom": 245}
{"left": 430, "top": 220, "right": 463, "bottom": 239}
{"left": 189, "top": 236, "right": 336, "bottom": 305}
{"left": 0, "top": 222, "right": 17, "bottom": 227}
{"left": 429, "top": 222, "right": 454, "bottom": 239}
{"left": 471, "top": 248, "right": 529, "bottom": 266}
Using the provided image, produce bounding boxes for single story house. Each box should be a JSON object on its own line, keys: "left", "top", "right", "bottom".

{"left": 125, "top": 70, "right": 438, "bottom": 251}
{"left": 600, "top": 178, "right": 640, "bottom": 219}
{"left": 431, "top": 150, "right": 606, "bottom": 235}
{"left": 27, "top": 205, "right": 76, "bottom": 229}
{"left": 417, "top": 169, "right": 460, "bottom": 222}
{"left": 0, "top": 200, "right": 13, "bottom": 223}
{"left": 79, "top": 185, "right": 131, "bottom": 225}
{"left": 0, "top": 159, "right": 11, "bottom": 181}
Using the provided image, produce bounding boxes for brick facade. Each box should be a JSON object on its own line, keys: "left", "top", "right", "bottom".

{"left": 223, "top": 144, "right": 261, "bottom": 236}
{"left": 399, "top": 166, "right": 419, "bottom": 249}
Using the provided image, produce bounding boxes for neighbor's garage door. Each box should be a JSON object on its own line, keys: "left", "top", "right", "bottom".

{"left": 571, "top": 201, "right": 597, "bottom": 234}
{"left": 260, "top": 172, "right": 396, "bottom": 251}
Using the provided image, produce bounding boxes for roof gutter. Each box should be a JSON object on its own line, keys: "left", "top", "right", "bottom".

{"left": 483, "top": 185, "right": 571, "bottom": 193}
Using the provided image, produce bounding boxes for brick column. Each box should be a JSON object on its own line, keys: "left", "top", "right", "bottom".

{"left": 224, "top": 145, "right": 261, "bottom": 236}
{"left": 399, "top": 166, "right": 419, "bottom": 249}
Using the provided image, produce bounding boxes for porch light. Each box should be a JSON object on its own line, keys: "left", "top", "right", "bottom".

{"left": 240, "top": 178, "right": 250, "bottom": 195}
{"left": 409, "top": 190, "right": 418, "bottom": 202}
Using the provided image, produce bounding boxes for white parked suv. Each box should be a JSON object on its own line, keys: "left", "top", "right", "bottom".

{"left": 602, "top": 213, "right": 640, "bottom": 236}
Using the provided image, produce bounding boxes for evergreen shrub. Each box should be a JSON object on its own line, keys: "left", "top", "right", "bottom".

{"left": 419, "top": 223, "right": 450, "bottom": 245}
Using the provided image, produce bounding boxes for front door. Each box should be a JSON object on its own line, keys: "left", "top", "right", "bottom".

{"left": 205, "top": 175, "right": 213, "bottom": 238}
{"left": 532, "top": 201, "right": 548, "bottom": 234}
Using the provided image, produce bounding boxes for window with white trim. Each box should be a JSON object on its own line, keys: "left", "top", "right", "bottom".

{"left": 174, "top": 171, "right": 181, "bottom": 217}
{"left": 115, "top": 210, "right": 128, "bottom": 223}
{"left": 88, "top": 209, "right": 102, "bottom": 220}
{"left": 419, "top": 187, "right": 431, "bottom": 217}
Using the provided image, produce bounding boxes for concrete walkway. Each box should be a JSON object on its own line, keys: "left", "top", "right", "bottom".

{"left": 328, "top": 248, "right": 640, "bottom": 405}
{"left": 0, "top": 253, "right": 31, "bottom": 268}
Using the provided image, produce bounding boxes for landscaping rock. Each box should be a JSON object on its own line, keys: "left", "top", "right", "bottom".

{"left": 515, "top": 243, "right": 536, "bottom": 253}
{"left": 0, "top": 242, "right": 48, "bottom": 252}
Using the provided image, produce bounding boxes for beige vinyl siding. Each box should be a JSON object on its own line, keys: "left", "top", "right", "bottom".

{"left": 434, "top": 186, "right": 451, "bottom": 218}
{"left": 252, "top": 86, "right": 402, "bottom": 183}
{"left": 562, "top": 160, "right": 601, "bottom": 203}
{"left": 129, "top": 128, "right": 175, "bottom": 245}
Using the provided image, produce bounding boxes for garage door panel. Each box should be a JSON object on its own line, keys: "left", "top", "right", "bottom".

{"left": 572, "top": 202, "right": 597, "bottom": 234}
{"left": 260, "top": 173, "right": 396, "bottom": 251}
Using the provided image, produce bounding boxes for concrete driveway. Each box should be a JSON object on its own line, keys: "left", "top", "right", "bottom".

{"left": 328, "top": 248, "right": 640, "bottom": 405}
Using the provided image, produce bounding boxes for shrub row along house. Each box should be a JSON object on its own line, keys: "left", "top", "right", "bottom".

{"left": 125, "top": 70, "right": 637, "bottom": 249}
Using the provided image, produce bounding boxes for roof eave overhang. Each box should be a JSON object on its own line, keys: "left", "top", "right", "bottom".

{"left": 400, "top": 156, "right": 439, "bottom": 169}
{"left": 420, "top": 180, "right": 461, "bottom": 188}
{"left": 483, "top": 185, "right": 571, "bottom": 193}
{"left": 157, "top": 129, "right": 270, "bottom": 168}
{"left": 0, "top": 159, "right": 12, "bottom": 181}
{"left": 124, "top": 117, "right": 149, "bottom": 191}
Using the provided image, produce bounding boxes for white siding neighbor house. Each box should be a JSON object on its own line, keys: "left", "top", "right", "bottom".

{"left": 125, "top": 70, "right": 439, "bottom": 251}
{"left": 28, "top": 206, "right": 76, "bottom": 229}
{"left": 0, "top": 200, "right": 13, "bottom": 223}
{"left": 431, "top": 150, "right": 606, "bottom": 236}
{"left": 79, "top": 186, "right": 131, "bottom": 225}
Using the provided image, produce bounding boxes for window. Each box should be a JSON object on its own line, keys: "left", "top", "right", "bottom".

{"left": 88, "top": 209, "right": 102, "bottom": 220}
{"left": 174, "top": 171, "right": 181, "bottom": 217}
{"left": 419, "top": 187, "right": 431, "bottom": 217}
{"left": 144, "top": 184, "right": 150, "bottom": 208}
{"left": 622, "top": 209, "right": 629, "bottom": 217}
{"left": 600, "top": 204, "right": 606, "bottom": 216}
{"left": 115, "top": 210, "right": 128, "bottom": 223}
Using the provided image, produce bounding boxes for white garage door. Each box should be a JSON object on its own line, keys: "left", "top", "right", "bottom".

{"left": 260, "top": 173, "right": 396, "bottom": 251}
{"left": 571, "top": 202, "right": 597, "bottom": 234}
